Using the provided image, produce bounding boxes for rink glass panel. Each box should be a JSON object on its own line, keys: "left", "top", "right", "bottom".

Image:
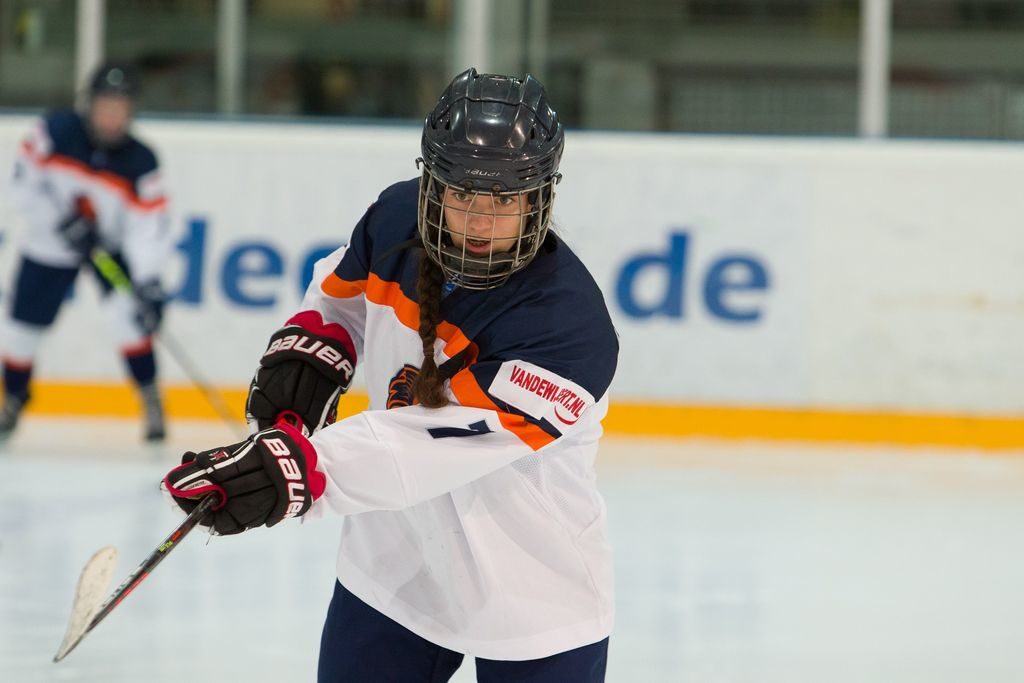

{"left": 0, "top": 1, "right": 77, "bottom": 109}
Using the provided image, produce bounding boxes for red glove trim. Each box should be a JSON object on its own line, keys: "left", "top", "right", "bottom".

{"left": 275, "top": 420, "right": 327, "bottom": 502}
{"left": 285, "top": 310, "right": 357, "bottom": 367}
{"left": 163, "top": 461, "right": 228, "bottom": 510}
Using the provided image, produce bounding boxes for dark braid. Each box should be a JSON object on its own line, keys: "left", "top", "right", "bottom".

{"left": 413, "top": 252, "right": 450, "bottom": 408}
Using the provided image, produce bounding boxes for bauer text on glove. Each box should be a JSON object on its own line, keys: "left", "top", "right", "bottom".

{"left": 162, "top": 422, "right": 326, "bottom": 535}
{"left": 246, "top": 310, "right": 356, "bottom": 435}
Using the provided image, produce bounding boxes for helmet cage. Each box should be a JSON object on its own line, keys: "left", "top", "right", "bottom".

{"left": 417, "top": 165, "right": 558, "bottom": 290}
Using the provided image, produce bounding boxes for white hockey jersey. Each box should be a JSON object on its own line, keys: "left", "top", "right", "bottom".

{"left": 9, "top": 109, "right": 170, "bottom": 284}
{"left": 300, "top": 179, "right": 619, "bottom": 660}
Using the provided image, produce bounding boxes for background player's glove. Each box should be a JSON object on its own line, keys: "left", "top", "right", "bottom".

{"left": 57, "top": 198, "right": 99, "bottom": 258}
{"left": 133, "top": 280, "right": 165, "bottom": 335}
{"left": 162, "top": 422, "right": 326, "bottom": 535}
{"left": 246, "top": 311, "right": 356, "bottom": 435}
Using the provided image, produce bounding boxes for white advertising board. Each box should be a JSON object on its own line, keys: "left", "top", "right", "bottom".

{"left": 0, "top": 116, "right": 1021, "bottom": 414}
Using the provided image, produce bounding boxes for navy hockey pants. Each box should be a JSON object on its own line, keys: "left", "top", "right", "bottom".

{"left": 318, "top": 581, "right": 609, "bottom": 682}
{"left": 9, "top": 254, "right": 125, "bottom": 326}
{"left": 6, "top": 255, "right": 158, "bottom": 390}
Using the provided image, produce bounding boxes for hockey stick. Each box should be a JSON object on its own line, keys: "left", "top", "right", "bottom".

{"left": 90, "top": 248, "right": 248, "bottom": 440}
{"left": 53, "top": 492, "right": 219, "bottom": 662}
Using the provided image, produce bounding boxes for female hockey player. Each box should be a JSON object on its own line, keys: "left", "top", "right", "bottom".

{"left": 164, "top": 68, "right": 618, "bottom": 682}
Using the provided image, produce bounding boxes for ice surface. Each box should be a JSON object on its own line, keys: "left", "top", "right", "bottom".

{"left": 2, "top": 417, "right": 1023, "bottom": 682}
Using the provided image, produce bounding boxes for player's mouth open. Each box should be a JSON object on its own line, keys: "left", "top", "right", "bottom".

{"left": 464, "top": 238, "right": 492, "bottom": 255}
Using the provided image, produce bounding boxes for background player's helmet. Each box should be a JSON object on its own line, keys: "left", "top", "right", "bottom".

{"left": 88, "top": 62, "right": 141, "bottom": 100}
{"left": 418, "top": 68, "right": 564, "bottom": 290}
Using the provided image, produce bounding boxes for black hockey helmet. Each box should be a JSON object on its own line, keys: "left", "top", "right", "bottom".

{"left": 88, "top": 62, "right": 141, "bottom": 99}
{"left": 417, "top": 68, "right": 564, "bottom": 290}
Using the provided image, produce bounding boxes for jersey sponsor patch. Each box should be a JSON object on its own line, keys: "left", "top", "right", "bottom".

{"left": 488, "top": 360, "right": 595, "bottom": 428}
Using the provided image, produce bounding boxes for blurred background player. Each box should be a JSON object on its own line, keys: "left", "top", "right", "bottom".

{"left": 0, "top": 62, "right": 172, "bottom": 443}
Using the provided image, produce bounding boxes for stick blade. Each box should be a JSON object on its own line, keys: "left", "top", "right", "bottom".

{"left": 53, "top": 545, "right": 119, "bottom": 662}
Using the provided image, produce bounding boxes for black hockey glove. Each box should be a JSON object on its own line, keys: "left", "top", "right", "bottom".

{"left": 134, "top": 280, "right": 166, "bottom": 335}
{"left": 246, "top": 311, "right": 356, "bottom": 435}
{"left": 57, "top": 200, "right": 99, "bottom": 258}
{"left": 162, "top": 422, "right": 326, "bottom": 535}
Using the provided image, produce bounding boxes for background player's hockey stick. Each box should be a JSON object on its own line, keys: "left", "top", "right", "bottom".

{"left": 90, "top": 247, "right": 248, "bottom": 440}
{"left": 53, "top": 492, "right": 219, "bottom": 662}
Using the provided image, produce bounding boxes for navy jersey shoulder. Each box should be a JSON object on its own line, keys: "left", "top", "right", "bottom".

{"left": 364, "top": 177, "right": 422, "bottom": 261}
{"left": 334, "top": 178, "right": 420, "bottom": 284}
{"left": 42, "top": 109, "right": 85, "bottom": 150}
{"left": 43, "top": 109, "right": 159, "bottom": 188}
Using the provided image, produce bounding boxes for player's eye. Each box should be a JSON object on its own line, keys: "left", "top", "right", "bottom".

{"left": 495, "top": 196, "right": 516, "bottom": 207}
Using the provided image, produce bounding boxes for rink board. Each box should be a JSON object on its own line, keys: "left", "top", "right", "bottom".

{"left": 18, "top": 381, "right": 1024, "bottom": 450}
{"left": 0, "top": 115, "right": 1021, "bottom": 446}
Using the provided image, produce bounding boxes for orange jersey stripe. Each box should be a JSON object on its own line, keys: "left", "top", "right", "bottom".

{"left": 365, "top": 274, "right": 420, "bottom": 330}
{"left": 321, "top": 272, "right": 367, "bottom": 298}
{"left": 449, "top": 368, "right": 557, "bottom": 451}
{"left": 438, "top": 324, "right": 475, "bottom": 362}
{"left": 364, "top": 274, "right": 478, "bottom": 361}
{"left": 322, "top": 271, "right": 477, "bottom": 362}
{"left": 19, "top": 142, "right": 167, "bottom": 213}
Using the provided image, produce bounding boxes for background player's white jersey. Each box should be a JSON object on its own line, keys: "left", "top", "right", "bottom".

{"left": 9, "top": 109, "right": 171, "bottom": 284}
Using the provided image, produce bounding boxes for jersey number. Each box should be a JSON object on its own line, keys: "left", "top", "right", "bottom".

{"left": 427, "top": 420, "right": 493, "bottom": 439}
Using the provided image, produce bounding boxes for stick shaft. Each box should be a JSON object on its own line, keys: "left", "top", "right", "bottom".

{"left": 84, "top": 493, "right": 218, "bottom": 634}
{"left": 154, "top": 328, "right": 247, "bottom": 437}
{"left": 90, "top": 248, "right": 248, "bottom": 439}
